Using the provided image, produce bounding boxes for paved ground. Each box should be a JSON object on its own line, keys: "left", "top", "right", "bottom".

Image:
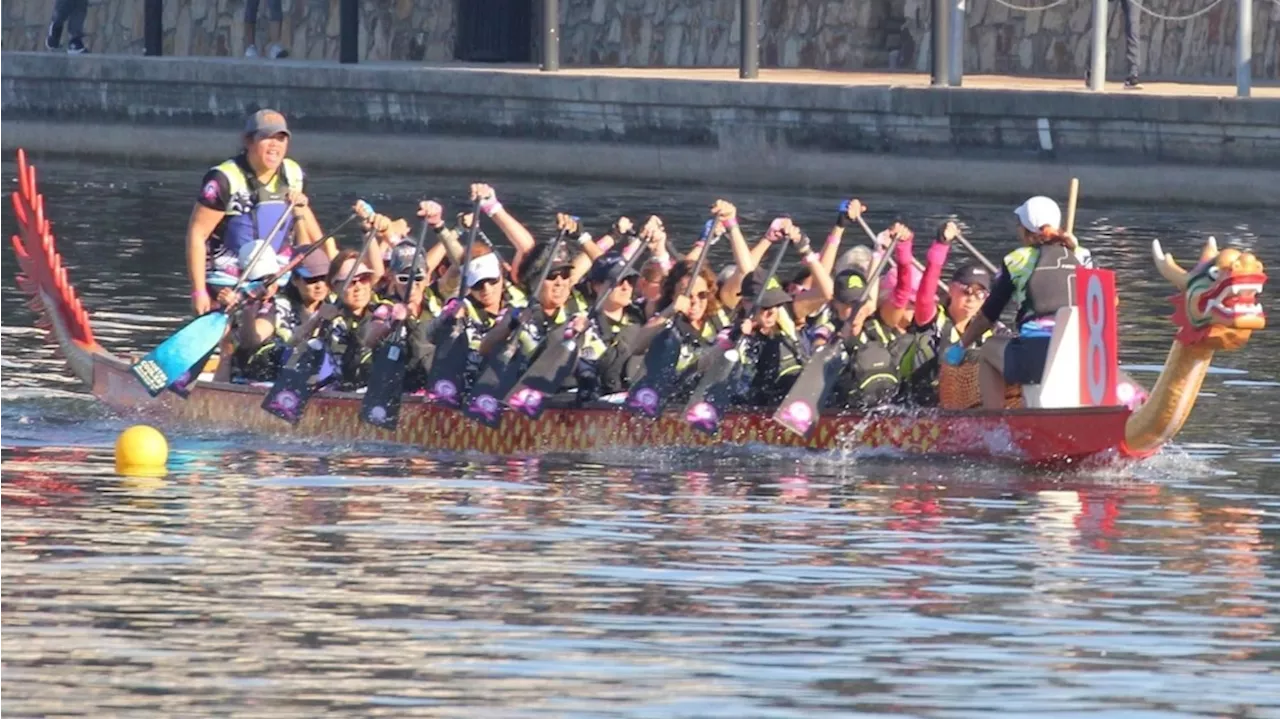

{"left": 417, "top": 63, "right": 1280, "bottom": 99}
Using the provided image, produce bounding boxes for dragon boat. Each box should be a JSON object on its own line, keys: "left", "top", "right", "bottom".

{"left": 8, "top": 150, "right": 1268, "bottom": 466}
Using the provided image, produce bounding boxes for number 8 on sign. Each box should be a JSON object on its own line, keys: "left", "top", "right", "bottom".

{"left": 1075, "top": 268, "right": 1118, "bottom": 407}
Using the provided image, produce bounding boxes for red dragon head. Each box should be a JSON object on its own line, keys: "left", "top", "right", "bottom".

{"left": 1152, "top": 237, "right": 1266, "bottom": 350}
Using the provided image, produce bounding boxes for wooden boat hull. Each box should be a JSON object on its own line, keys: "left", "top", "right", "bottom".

{"left": 10, "top": 149, "right": 1136, "bottom": 467}
{"left": 86, "top": 351, "right": 1130, "bottom": 464}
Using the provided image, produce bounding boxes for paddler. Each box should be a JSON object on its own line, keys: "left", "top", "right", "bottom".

{"left": 319, "top": 250, "right": 396, "bottom": 391}
{"left": 944, "top": 195, "right": 1092, "bottom": 409}
{"left": 213, "top": 239, "right": 294, "bottom": 383}
{"left": 897, "top": 221, "right": 1001, "bottom": 405}
{"left": 186, "top": 109, "right": 328, "bottom": 315}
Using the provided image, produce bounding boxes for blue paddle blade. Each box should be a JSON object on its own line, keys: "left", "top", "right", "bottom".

{"left": 131, "top": 312, "right": 229, "bottom": 396}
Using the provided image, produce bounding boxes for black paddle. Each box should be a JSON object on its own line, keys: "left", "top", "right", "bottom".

{"left": 773, "top": 233, "right": 899, "bottom": 439}
{"left": 262, "top": 225, "right": 379, "bottom": 424}
{"left": 683, "top": 238, "right": 789, "bottom": 435}
{"left": 460, "top": 228, "right": 572, "bottom": 427}
{"left": 422, "top": 201, "right": 484, "bottom": 408}
{"left": 624, "top": 228, "right": 723, "bottom": 419}
{"left": 359, "top": 217, "right": 432, "bottom": 430}
{"left": 506, "top": 239, "right": 649, "bottom": 419}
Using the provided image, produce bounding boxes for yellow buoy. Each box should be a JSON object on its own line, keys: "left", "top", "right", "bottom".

{"left": 115, "top": 425, "right": 169, "bottom": 476}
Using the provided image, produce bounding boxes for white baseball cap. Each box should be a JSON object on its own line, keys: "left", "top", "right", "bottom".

{"left": 464, "top": 252, "right": 503, "bottom": 289}
{"left": 1014, "top": 196, "right": 1062, "bottom": 233}
{"left": 237, "top": 240, "right": 281, "bottom": 282}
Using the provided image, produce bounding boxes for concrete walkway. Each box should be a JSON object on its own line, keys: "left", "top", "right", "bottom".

{"left": 421, "top": 64, "right": 1280, "bottom": 99}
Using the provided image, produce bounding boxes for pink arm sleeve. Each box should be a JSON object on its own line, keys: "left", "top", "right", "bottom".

{"left": 914, "top": 240, "right": 951, "bottom": 327}
{"left": 890, "top": 235, "right": 916, "bottom": 309}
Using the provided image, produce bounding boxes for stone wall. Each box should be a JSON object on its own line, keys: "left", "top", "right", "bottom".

{"left": 3, "top": 0, "right": 1276, "bottom": 78}
{"left": 1, "top": 0, "right": 457, "bottom": 61}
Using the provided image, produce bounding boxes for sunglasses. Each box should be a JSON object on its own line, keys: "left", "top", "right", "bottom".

{"left": 344, "top": 273, "right": 373, "bottom": 286}
{"left": 958, "top": 285, "right": 989, "bottom": 299}
{"left": 396, "top": 273, "right": 427, "bottom": 284}
{"left": 547, "top": 268, "right": 573, "bottom": 282}
{"left": 470, "top": 277, "right": 501, "bottom": 290}
{"left": 691, "top": 291, "right": 710, "bottom": 301}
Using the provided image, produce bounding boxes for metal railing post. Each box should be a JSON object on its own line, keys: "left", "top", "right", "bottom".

{"left": 931, "top": 0, "right": 950, "bottom": 86}
{"left": 339, "top": 0, "right": 358, "bottom": 64}
{"left": 144, "top": 0, "right": 162, "bottom": 56}
{"left": 1236, "top": 0, "right": 1252, "bottom": 97}
{"left": 948, "top": 0, "right": 965, "bottom": 86}
{"left": 740, "top": 0, "right": 759, "bottom": 79}
{"left": 542, "top": 0, "right": 560, "bottom": 71}
{"left": 1089, "top": 0, "right": 1107, "bottom": 91}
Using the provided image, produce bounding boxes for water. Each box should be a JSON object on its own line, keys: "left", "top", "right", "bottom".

{"left": 4, "top": 156, "right": 1280, "bottom": 717}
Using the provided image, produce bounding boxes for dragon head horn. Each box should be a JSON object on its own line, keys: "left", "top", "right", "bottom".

{"left": 1198, "top": 236, "right": 1219, "bottom": 265}
{"left": 1151, "top": 239, "right": 1189, "bottom": 291}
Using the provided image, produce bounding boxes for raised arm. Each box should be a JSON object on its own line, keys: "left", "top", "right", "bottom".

{"left": 914, "top": 222, "right": 957, "bottom": 328}
{"left": 472, "top": 183, "right": 535, "bottom": 264}
{"left": 787, "top": 224, "right": 835, "bottom": 319}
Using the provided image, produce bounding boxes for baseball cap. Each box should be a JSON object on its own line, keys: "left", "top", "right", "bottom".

{"left": 244, "top": 109, "right": 291, "bottom": 138}
{"left": 1014, "top": 195, "right": 1061, "bottom": 233}
{"left": 389, "top": 242, "right": 426, "bottom": 275}
{"left": 740, "top": 269, "right": 780, "bottom": 303}
{"left": 587, "top": 251, "right": 640, "bottom": 285}
{"left": 757, "top": 287, "right": 792, "bottom": 309}
{"left": 333, "top": 257, "right": 374, "bottom": 283}
{"left": 237, "top": 240, "right": 281, "bottom": 282}
{"left": 518, "top": 240, "right": 574, "bottom": 285}
{"left": 464, "top": 252, "right": 503, "bottom": 289}
{"left": 951, "top": 261, "right": 992, "bottom": 290}
{"left": 295, "top": 247, "right": 332, "bottom": 280}
{"left": 833, "top": 268, "right": 867, "bottom": 305}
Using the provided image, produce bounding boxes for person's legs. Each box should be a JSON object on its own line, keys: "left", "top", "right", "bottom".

{"left": 244, "top": 0, "right": 261, "bottom": 56}
{"left": 65, "top": 0, "right": 89, "bottom": 52}
{"left": 266, "top": 0, "right": 288, "bottom": 58}
{"left": 1119, "top": 0, "right": 1141, "bottom": 86}
{"left": 46, "top": 0, "right": 72, "bottom": 49}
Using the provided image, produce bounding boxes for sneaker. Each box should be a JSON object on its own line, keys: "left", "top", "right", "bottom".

{"left": 1123, "top": 77, "right": 1143, "bottom": 90}
{"left": 267, "top": 43, "right": 289, "bottom": 59}
{"left": 67, "top": 37, "right": 87, "bottom": 54}
{"left": 45, "top": 22, "right": 63, "bottom": 50}
{"left": 245, "top": 44, "right": 259, "bottom": 58}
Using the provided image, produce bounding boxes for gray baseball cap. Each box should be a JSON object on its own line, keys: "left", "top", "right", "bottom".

{"left": 244, "top": 109, "right": 291, "bottom": 138}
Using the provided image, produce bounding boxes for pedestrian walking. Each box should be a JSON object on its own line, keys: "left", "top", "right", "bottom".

{"left": 45, "top": 0, "right": 89, "bottom": 54}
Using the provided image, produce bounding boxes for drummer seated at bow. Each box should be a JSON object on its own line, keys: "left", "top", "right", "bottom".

{"left": 946, "top": 195, "right": 1092, "bottom": 409}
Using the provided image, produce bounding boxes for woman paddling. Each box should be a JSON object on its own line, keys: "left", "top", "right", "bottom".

{"left": 944, "top": 195, "right": 1093, "bottom": 409}
{"left": 321, "top": 249, "right": 395, "bottom": 391}
{"left": 898, "top": 221, "right": 1001, "bottom": 405}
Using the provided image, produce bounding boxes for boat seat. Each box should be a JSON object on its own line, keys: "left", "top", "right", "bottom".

{"left": 1021, "top": 306, "right": 1080, "bottom": 409}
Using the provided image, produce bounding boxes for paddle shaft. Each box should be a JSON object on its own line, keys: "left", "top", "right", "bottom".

{"left": 1065, "top": 177, "right": 1080, "bottom": 236}
{"left": 856, "top": 215, "right": 924, "bottom": 274}
{"left": 230, "top": 198, "right": 297, "bottom": 296}
{"left": 953, "top": 233, "right": 998, "bottom": 275}
{"left": 455, "top": 200, "right": 484, "bottom": 301}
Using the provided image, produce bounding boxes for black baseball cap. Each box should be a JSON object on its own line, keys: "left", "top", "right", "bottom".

{"left": 833, "top": 268, "right": 868, "bottom": 305}
{"left": 587, "top": 250, "right": 639, "bottom": 285}
{"left": 951, "top": 261, "right": 991, "bottom": 290}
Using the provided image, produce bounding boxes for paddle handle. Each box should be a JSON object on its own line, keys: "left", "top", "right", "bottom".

{"left": 1065, "top": 177, "right": 1080, "bottom": 236}
{"left": 455, "top": 200, "right": 483, "bottom": 301}
{"left": 856, "top": 215, "right": 923, "bottom": 273}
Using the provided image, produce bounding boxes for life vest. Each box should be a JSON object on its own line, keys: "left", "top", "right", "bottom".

{"left": 207, "top": 155, "right": 304, "bottom": 273}
{"left": 1003, "top": 244, "right": 1094, "bottom": 331}
{"left": 839, "top": 317, "right": 902, "bottom": 408}
{"left": 325, "top": 300, "right": 392, "bottom": 389}
{"left": 898, "top": 303, "right": 997, "bottom": 405}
